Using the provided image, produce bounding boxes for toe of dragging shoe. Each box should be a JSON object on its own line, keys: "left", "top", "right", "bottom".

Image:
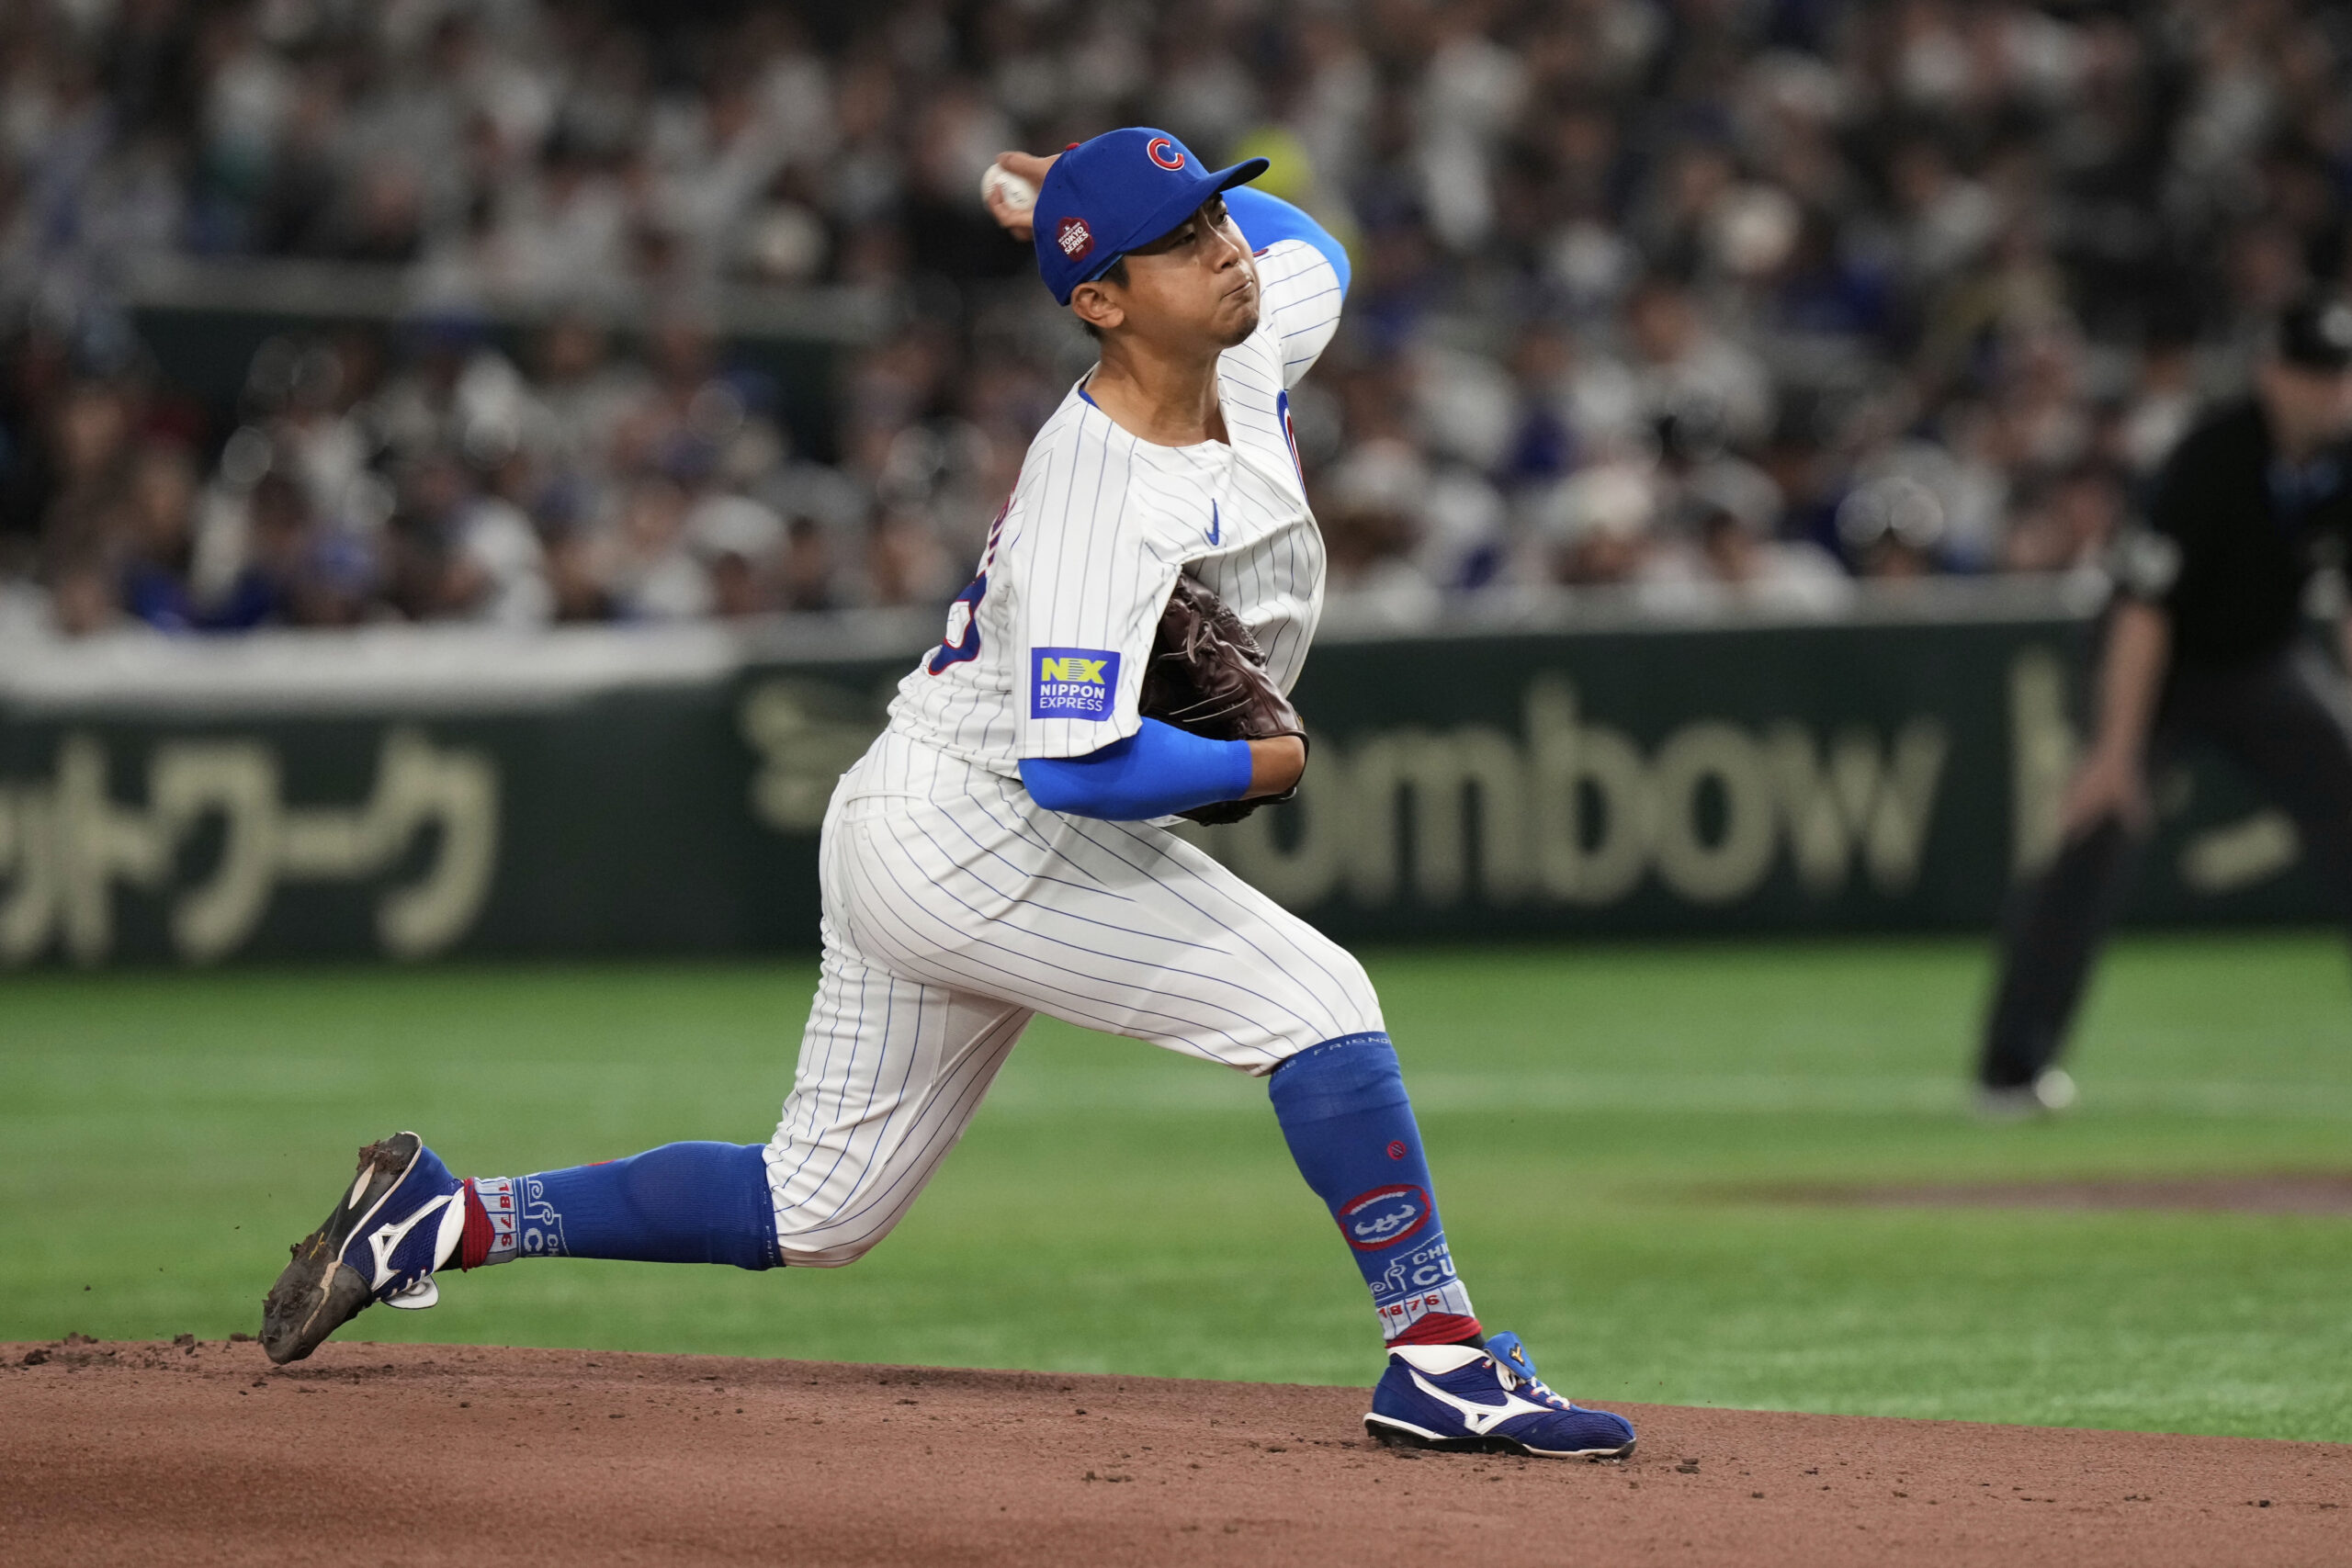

{"left": 257, "top": 1133, "right": 426, "bottom": 1365}
{"left": 260, "top": 1251, "right": 373, "bottom": 1365}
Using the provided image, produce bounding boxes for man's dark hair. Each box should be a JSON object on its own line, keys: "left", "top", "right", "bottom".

{"left": 1079, "top": 255, "right": 1129, "bottom": 341}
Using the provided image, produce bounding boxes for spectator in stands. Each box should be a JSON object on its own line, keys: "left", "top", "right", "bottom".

{"left": 1685, "top": 464, "right": 1853, "bottom": 615}
{"left": 2002, "top": 461, "right": 2126, "bottom": 576}
{"left": 119, "top": 438, "right": 205, "bottom": 629}
{"left": 1623, "top": 274, "right": 1775, "bottom": 456}
{"left": 609, "top": 472, "right": 704, "bottom": 622}
{"left": 1317, "top": 437, "right": 1442, "bottom": 625}
{"left": 1538, "top": 462, "right": 1658, "bottom": 590}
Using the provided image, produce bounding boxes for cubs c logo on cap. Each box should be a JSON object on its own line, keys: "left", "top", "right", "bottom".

{"left": 1146, "top": 137, "right": 1186, "bottom": 171}
{"left": 1055, "top": 216, "right": 1094, "bottom": 260}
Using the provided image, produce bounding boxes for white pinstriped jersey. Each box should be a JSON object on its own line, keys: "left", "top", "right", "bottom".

{"left": 763, "top": 226, "right": 1401, "bottom": 1306}
{"left": 882, "top": 233, "right": 1345, "bottom": 779}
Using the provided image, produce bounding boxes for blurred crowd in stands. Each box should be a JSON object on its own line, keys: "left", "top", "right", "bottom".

{"left": 1, "top": 0, "right": 2347, "bottom": 637}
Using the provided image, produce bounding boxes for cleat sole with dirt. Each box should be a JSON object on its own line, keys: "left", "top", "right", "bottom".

{"left": 259, "top": 1134, "right": 421, "bottom": 1365}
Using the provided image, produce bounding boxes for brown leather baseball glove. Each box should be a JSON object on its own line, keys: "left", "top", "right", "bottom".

{"left": 1136, "top": 573, "right": 1306, "bottom": 825}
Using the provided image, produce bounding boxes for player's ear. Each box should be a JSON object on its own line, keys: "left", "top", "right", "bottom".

{"left": 1070, "top": 279, "right": 1125, "bottom": 337}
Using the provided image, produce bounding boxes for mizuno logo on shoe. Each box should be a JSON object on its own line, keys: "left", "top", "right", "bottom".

{"left": 365, "top": 1193, "right": 454, "bottom": 1290}
{"left": 1408, "top": 1369, "right": 1552, "bottom": 1436}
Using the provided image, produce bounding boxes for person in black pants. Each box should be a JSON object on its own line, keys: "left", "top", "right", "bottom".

{"left": 1979, "top": 296, "right": 2352, "bottom": 1112}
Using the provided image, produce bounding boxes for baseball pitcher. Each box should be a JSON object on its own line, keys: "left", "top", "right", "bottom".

{"left": 260, "top": 129, "right": 1635, "bottom": 1461}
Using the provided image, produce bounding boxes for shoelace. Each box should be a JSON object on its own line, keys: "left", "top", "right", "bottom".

{"left": 1494, "top": 1356, "right": 1576, "bottom": 1412}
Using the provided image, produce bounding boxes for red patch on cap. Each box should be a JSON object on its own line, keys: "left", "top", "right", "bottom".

{"left": 1056, "top": 216, "right": 1095, "bottom": 261}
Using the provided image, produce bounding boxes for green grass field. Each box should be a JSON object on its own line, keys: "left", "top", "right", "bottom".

{"left": 6, "top": 933, "right": 2351, "bottom": 1441}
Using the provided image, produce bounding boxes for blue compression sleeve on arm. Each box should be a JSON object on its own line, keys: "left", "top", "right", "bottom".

{"left": 1019, "top": 717, "right": 1255, "bottom": 820}
{"left": 1224, "top": 186, "right": 1350, "bottom": 295}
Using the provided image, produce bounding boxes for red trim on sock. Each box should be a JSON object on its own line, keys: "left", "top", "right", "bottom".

{"left": 458, "top": 1179, "right": 493, "bottom": 1270}
{"left": 1390, "top": 1313, "right": 1483, "bottom": 1348}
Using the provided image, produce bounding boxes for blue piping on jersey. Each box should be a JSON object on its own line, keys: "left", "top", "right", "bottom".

{"left": 1224, "top": 186, "right": 1350, "bottom": 297}
{"left": 1020, "top": 717, "right": 1253, "bottom": 821}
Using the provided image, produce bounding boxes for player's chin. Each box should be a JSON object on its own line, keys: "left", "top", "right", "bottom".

{"left": 1214, "top": 296, "right": 1261, "bottom": 348}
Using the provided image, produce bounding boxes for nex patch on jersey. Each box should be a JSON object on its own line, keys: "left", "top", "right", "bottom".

{"left": 1030, "top": 648, "right": 1121, "bottom": 719}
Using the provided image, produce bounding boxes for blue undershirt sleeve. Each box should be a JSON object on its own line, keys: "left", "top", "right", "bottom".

{"left": 1019, "top": 717, "right": 1256, "bottom": 821}
{"left": 1224, "top": 186, "right": 1351, "bottom": 296}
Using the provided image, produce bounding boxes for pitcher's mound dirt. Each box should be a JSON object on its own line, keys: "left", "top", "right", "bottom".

{"left": 6, "top": 1339, "right": 2346, "bottom": 1567}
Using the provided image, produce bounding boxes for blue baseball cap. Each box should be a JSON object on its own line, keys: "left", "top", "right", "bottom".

{"left": 1033, "top": 128, "right": 1269, "bottom": 306}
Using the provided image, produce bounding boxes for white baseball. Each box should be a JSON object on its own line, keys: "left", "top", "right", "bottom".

{"left": 980, "top": 164, "right": 1036, "bottom": 214}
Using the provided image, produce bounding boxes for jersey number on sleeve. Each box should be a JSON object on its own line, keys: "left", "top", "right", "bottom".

{"left": 927, "top": 501, "right": 1011, "bottom": 674}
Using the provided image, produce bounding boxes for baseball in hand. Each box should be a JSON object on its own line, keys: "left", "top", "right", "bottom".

{"left": 981, "top": 163, "right": 1036, "bottom": 215}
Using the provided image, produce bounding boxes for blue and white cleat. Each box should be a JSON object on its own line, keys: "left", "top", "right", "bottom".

{"left": 1364, "top": 1331, "right": 1636, "bottom": 1459}
{"left": 260, "top": 1132, "right": 465, "bottom": 1365}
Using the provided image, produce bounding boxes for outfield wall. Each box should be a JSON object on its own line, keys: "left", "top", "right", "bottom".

{"left": 0, "top": 582, "right": 2335, "bottom": 966}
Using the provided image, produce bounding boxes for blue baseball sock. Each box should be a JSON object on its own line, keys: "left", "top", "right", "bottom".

{"left": 458, "top": 1142, "right": 779, "bottom": 1271}
{"left": 1268, "top": 1032, "right": 1482, "bottom": 1347}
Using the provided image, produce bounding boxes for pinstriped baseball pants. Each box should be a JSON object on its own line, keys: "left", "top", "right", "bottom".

{"left": 761, "top": 732, "right": 1385, "bottom": 1266}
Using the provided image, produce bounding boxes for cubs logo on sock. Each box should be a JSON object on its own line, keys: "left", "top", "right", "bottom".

{"left": 1339, "top": 1184, "right": 1431, "bottom": 1250}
